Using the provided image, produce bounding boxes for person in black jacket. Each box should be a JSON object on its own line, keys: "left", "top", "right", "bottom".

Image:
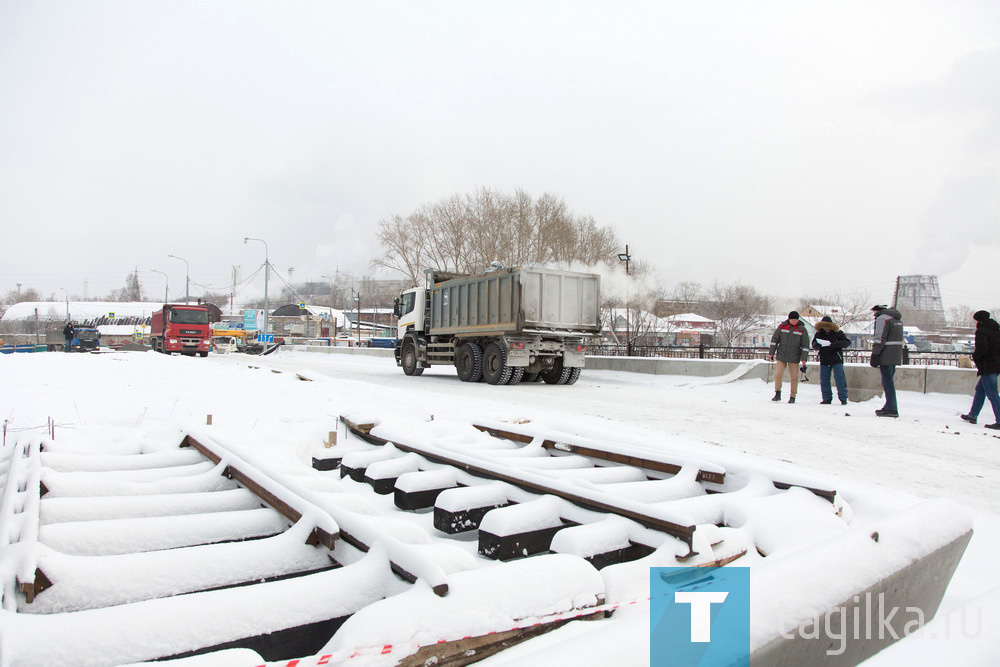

{"left": 62, "top": 321, "right": 75, "bottom": 353}
{"left": 961, "top": 310, "right": 1000, "bottom": 430}
{"left": 812, "top": 316, "right": 851, "bottom": 405}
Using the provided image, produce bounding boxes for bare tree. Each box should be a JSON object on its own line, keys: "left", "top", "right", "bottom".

{"left": 373, "top": 188, "right": 621, "bottom": 282}
{"left": 948, "top": 304, "right": 975, "bottom": 327}
{"left": 3, "top": 286, "right": 42, "bottom": 304}
{"left": 706, "top": 282, "right": 773, "bottom": 348}
{"left": 106, "top": 272, "right": 146, "bottom": 302}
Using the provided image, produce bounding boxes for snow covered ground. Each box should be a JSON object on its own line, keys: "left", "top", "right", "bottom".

{"left": 1, "top": 349, "right": 998, "bottom": 665}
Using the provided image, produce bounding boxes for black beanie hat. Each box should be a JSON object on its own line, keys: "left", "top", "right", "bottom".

{"left": 820, "top": 316, "right": 833, "bottom": 323}
{"left": 974, "top": 310, "right": 990, "bottom": 323}
{"left": 788, "top": 311, "right": 800, "bottom": 320}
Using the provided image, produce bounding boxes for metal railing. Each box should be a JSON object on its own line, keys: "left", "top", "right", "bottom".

{"left": 587, "top": 344, "right": 969, "bottom": 368}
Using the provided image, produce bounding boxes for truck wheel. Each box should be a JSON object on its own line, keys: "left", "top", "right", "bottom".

{"left": 402, "top": 341, "right": 424, "bottom": 376}
{"left": 483, "top": 342, "right": 513, "bottom": 385}
{"left": 521, "top": 372, "right": 540, "bottom": 383}
{"left": 564, "top": 367, "right": 582, "bottom": 385}
{"left": 198, "top": 352, "right": 208, "bottom": 358}
{"left": 505, "top": 367, "right": 524, "bottom": 385}
{"left": 542, "top": 358, "right": 565, "bottom": 384}
{"left": 456, "top": 342, "right": 483, "bottom": 382}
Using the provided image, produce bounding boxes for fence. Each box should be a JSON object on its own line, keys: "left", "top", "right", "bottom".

{"left": 588, "top": 345, "right": 969, "bottom": 368}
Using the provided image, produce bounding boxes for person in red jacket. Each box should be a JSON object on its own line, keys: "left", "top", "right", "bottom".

{"left": 769, "top": 311, "right": 810, "bottom": 404}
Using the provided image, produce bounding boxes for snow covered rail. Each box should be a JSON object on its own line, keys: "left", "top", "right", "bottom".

{"left": 180, "top": 434, "right": 339, "bottom": 549}
{"left": 325, "top": 413, "right": 975, "bottom": 666}
{"left": 0, "top": 438, "right": 43, "bottom": 608}
{"left": 339, "top": 416, "right": 713, "bottom": 562}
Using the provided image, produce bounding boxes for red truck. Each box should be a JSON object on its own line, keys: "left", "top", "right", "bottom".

{"left": 150, "top": 304, "right": 212, "bottom": 357}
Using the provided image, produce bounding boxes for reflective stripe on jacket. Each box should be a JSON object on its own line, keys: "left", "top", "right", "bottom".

{"left": 871, "top": 307, "right": 904, "bottom": 366}
{"left": 769, "top": 320, "right": 810, "bottom": 363}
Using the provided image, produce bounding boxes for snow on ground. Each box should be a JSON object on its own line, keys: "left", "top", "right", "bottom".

{"left": 1, "top": 349, "right": 998, "bottom": 665}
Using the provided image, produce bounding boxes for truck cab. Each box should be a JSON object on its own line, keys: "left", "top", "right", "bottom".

{"left": 151, "top": 304, "right": 212, "bottom": 357}
{"left": 395, "top": 288, "right": 426, "bottom": 339}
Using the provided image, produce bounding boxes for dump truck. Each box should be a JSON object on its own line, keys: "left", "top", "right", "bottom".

{"left": 393, "top": 267, "right": 601, "bottom": 385}
{"left": 44, "top": 327, "right": 100, "bottom": 352}
{"left": 150, "top": 304, "right": 212, "bottom": 356}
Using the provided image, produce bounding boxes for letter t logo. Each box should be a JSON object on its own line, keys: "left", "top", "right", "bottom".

{"left": 674, "top": 591, "right": 729, "bottom": 642}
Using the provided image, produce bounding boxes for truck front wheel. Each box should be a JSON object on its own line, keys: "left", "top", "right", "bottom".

{"left": 456, "top": 342, "right": 483, "bottom": 382}
{"left": 401, "top": 341, "right": 424, "bottom": 376}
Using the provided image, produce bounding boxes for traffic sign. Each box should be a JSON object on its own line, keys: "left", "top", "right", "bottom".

{"left": 259, "top": 334, "right": 275, "bottom": 343}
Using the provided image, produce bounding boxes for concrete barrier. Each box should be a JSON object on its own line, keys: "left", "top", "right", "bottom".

{"left": 283, "top": 348, "right": 979, "bottom": 397}
{"left": 586, "top": 356, "right": 978, "bottom": 398}
{"left": 289, "top": 345, "right": 395, "bottom": 359}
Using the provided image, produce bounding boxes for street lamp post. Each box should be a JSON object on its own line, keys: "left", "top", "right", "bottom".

{"left": 59, "top": 288, "right": 69, "bottom": 321}
{"left": 167, "top": 254, "right": 189, "bottom": 303}
{"left": 150, "top": 270, "right": 168, "bottom": 303}
{"left": 617, "top": 245, "right": 632, "bottom": 356}
{"left": 244, "top": 238, "right": 269, "bottom": 335}
{"left": 321, "top": 275, "right": 337, "bottom": 337}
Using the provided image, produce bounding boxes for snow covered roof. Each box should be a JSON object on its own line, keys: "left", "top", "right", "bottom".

{"left": 664, "top": 313, "right": 714, "bottom": 324}
{"left": 0, "top": 301, "right": 165, "bottom": 322}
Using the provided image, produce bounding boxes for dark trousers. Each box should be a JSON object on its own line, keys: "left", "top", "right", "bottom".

{"left": 969, "top": 373, "right": 1000, "bottom": 423}
{"left": 820, "top": 363, "right": 848, "bottom": 402}
{"left": 64, "top": 338, "right": 72, "bottom": 352}
{"left": 880, "top": 365, "right": 897, "bottom": 413}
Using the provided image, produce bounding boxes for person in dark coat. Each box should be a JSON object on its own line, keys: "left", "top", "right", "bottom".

{"left": 961, "top": 310, "right": 1000, "bottom": 430}
{"left": 812, "top": 315, "right": 851, "bottom": 405}
{"left": 62, "top": 321, "right": 75, "bottom": 353}
{"left": 769, "top": 311, "right": 810, "bottom": 404}
{"left": 870, "top": 305, "right": 904, "bottom": 417}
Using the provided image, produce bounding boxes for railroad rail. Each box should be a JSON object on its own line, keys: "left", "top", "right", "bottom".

{"left": 0, "top": 426, "right": 611, "bottom": 665}
{"left": 0, "top": 408, "right": 974, "bottom": 666}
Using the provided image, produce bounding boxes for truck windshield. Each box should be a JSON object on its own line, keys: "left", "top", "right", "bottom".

{"left": 170, "top": 309, "right": 210, "bottom": 325}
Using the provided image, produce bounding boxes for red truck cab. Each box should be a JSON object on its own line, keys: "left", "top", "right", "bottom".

{"left": 150, "top": 304, "right": 212, "bottom": 357}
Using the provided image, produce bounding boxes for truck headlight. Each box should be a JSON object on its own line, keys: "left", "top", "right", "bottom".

{"left": 169, "top": 339, "right": 178, "bottom": 344}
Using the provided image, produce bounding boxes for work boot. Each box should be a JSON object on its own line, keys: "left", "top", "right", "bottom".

{"left": 771, "top": 391, "right": 781, "bottom": 402}
{"left": 788, "top": 396, "right": 796, "bottom": 404}
{"left": 960, "top": 414, "right": 977, "bottom": 425}
{"left": 820, "top": 399, "right": 832, "bottom": 405}
{"left": 875, "top": 409, "right": 899, "bottom": 418}
{"left": 840, "top": 399, "right": 848, "bottom": 405}
{"left": 986, "top": 423, "right": 1000, "bottom": 431}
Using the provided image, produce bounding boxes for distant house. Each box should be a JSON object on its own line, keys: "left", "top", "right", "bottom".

{"left": 269, "top": 303, "right": 348, "bottom": 339}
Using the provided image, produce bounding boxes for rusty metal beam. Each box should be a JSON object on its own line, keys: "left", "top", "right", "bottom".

{"left": 341, "top": 417, "right": 697, "bottom": 556}
{"left": 473, "top": 424, "right": 726, "bottom": 485}
{"left": 19, "top": 568, "right": 53, "bottom": 604}
{"left": 181, "top": 433, "right": 448, "bottom": 596}
{"left": 181, "top": 435, "right": 338, "bottom": 550}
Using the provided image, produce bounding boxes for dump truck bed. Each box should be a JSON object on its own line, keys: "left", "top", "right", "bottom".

{"left": 428, "top": 267, "right": 600, "bottom": 337}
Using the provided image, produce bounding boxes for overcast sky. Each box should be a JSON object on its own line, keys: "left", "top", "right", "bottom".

{"left": 1, "top": 1, "right": 998, "bottom": 309}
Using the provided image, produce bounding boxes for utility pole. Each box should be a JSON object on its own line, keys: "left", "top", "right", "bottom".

{"left": 231, "top": 266, "right": 240, "bottom": 316}
{"left": 244, "top": 238, "right": 269, "bottom": 335}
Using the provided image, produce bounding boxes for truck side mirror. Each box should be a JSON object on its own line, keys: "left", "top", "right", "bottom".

{"left": 393, "top": 298, "right": 401, "bottom": 317}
